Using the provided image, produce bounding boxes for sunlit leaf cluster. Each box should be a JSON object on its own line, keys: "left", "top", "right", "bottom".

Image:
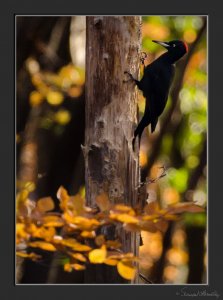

{"left": 26, "top": 59, "right": 85, "bottom": 107}
{"left": 19, "top": 59, "right": 86, "bottom": 137}
{"left": 16, "top": 182, "right": 205, "bottom": 280}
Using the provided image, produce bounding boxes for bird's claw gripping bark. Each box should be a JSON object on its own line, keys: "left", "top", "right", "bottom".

{"left": 140, "top": 52, "right": 148, "bottom": 65}
{"left": 123, "top": 71, "right": 135, "bottom": 83}
{"left": 124, "top": 71, "right": 135, "bottom": 82}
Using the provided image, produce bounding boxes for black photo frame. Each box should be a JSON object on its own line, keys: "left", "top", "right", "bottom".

{"left": 2, "top": 0, "right": 223, "bottom": 299}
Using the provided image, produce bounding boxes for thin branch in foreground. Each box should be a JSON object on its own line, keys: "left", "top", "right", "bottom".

{"left": 137, "top": 165, "right": 167, "bottom": 189}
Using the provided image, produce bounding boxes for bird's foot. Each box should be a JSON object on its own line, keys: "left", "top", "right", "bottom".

{"left": 124, "top": 71, "right": 135, "bottom": 83}
{"left": 140, "top": 51, "right": 148, "bottom": 65}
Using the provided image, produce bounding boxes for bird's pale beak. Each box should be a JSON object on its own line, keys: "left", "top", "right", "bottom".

{"left": 152, "top": 40, "right": 170, "bottom": 49}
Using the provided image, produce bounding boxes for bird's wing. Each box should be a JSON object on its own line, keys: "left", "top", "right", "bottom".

{"left": 148, "top": 64, "right": 173, "bottom": 116}
{"left": 143, "top": 66, "right": 166, "bottom": 132}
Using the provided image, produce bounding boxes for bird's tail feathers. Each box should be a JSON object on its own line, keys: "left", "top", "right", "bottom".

{"left": 133, "top": 113, "right": 151, "bottom": 150}
{"left": 151, "top": 117, "right": 158, "bottom": 133}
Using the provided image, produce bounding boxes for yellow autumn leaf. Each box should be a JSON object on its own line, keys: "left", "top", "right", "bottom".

{"left": 62, "top": 211, "right": 76, "bottom": 224}
{"left": 95, "top": 235, "right": 105, "bottom": 247}
{"left": 60, "top": 238, "right": 77, "bottom": 247}
{"left": 16, "top": 252, "right": 41, "bottom": 261}
{"left": 24, "top": 181, "right": 36, "bottom": 192}
{"left": 57, "top": 186, "right": 70, "bottom": 211}
{"left": 70, "top": 242, "right": 92, "bottom": 252}
{"left": 144, "top": 201, "right": 159, "bottom": 215}
{"left": 46, "top": 91, "right": 64, "bottom": 106}
{"left": 28, "top": 241, "right": 56, "bottom": 251}
{"left": 32, "top": 226, "right": 56, "bottom": 241}
{"left": 154, "top": 219, "right": 169, "bottom": 233}
{"left": 106, "top": 240, "right": 122, "bottom": 249}
{"left": 69, "top": 194, "right": 85, "bottom": 215}
{"left": 64, "top": 263, "right": 72, "bottom": 272}
{"left": 16, "top": 251, "right": 30, "bottom": 258}
{"left": 16, "top": 190, "right": 29, "bottom": 204}
{"left": 17, "top": 200, "right": 33, "bottom": 218}
{"left": 72, "top": 263, "right": 86, "bottom": 271}
{"left": 64, "top": 263, "right": 85, "bottom": 272}
{"left": 108, "top": 251, "right": 124, "bottom": 260}
{"left": 96, "top": 193, "right": 110, "bottom": 212}
{"left": 64, "top": 215, "right": 100, "bottom": 230}
{"left": 113, "top": 204, "right": 135, "bottom": 216}
{"left": 25, "top": 223, "right": 38, "bottom": 235}
{"left": 16, "top": 223, "right": 29, "bottom": 242}
{"left": 42, "top": 215, "right": 64, "bottom": 227}
{"left": 117, "top": 260, "right": 136, "bottom": 280}
{"left": 89, "top": 245, "right": 107, "bottom": 264}
{"left": 167, "top": 202, "right": 205, "bottom": 214}
{"left": 123, "top": 223, "right": 141, "bottom": 232}
{"left": 163, "top": 214, "right": 179, "bottom": 221}
{"left": 57, "top": 185, "right": 69, "bottom": 200}
{"left": 16, "top": 181, "right": 36, "bottom": 192}
{"left": 138, "top": 220, "right": 157, "bottom": 233}
{"left": 104, "top": 258, "right": 118, "bottom": 266}
{"left": 53, "top": 235, "right": 63, "bottom": 243}
{"left": 142, "top": 214, "right": 159, "bottom": 221}
{"left": 80, "top": 231, "right": 95, "bottom": 238}
{"left": 61, "top": 238, "right": 91, "bottom": 252}
{"left": 69, "top": 252, "right": 87, "bottom": 262}
{"left": 110, "top": 213, "right": 139, "bottom": 224}
{"left": 36, "top": 197, "right": 55, "bottom": 212}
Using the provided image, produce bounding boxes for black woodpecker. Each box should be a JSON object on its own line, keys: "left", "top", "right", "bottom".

{"left": 125, "top": 40, "right": 188, "bottom": 150}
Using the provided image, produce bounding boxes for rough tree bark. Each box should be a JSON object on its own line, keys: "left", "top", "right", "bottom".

{"left": 84, "top": 16, "right": 141, "bottom": 283}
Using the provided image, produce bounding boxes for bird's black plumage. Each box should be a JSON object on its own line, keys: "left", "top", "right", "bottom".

{"left": 126, "top": 40, "right": 188, "bottom": 150}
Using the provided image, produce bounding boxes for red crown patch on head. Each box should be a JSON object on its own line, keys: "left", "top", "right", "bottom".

{"left": 183, "top": 41, "right": 188, "bottom": 53}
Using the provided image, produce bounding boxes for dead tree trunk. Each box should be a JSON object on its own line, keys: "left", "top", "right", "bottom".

{"left": 84, "top": 16, "right": 141, "bottom": 283}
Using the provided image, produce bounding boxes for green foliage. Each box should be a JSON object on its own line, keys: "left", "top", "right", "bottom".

{"left": 168, "top": 168, "right": 189, "bottom": 193}
{"left": 184, "top": 213, "right": 206, "bottom": 227}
